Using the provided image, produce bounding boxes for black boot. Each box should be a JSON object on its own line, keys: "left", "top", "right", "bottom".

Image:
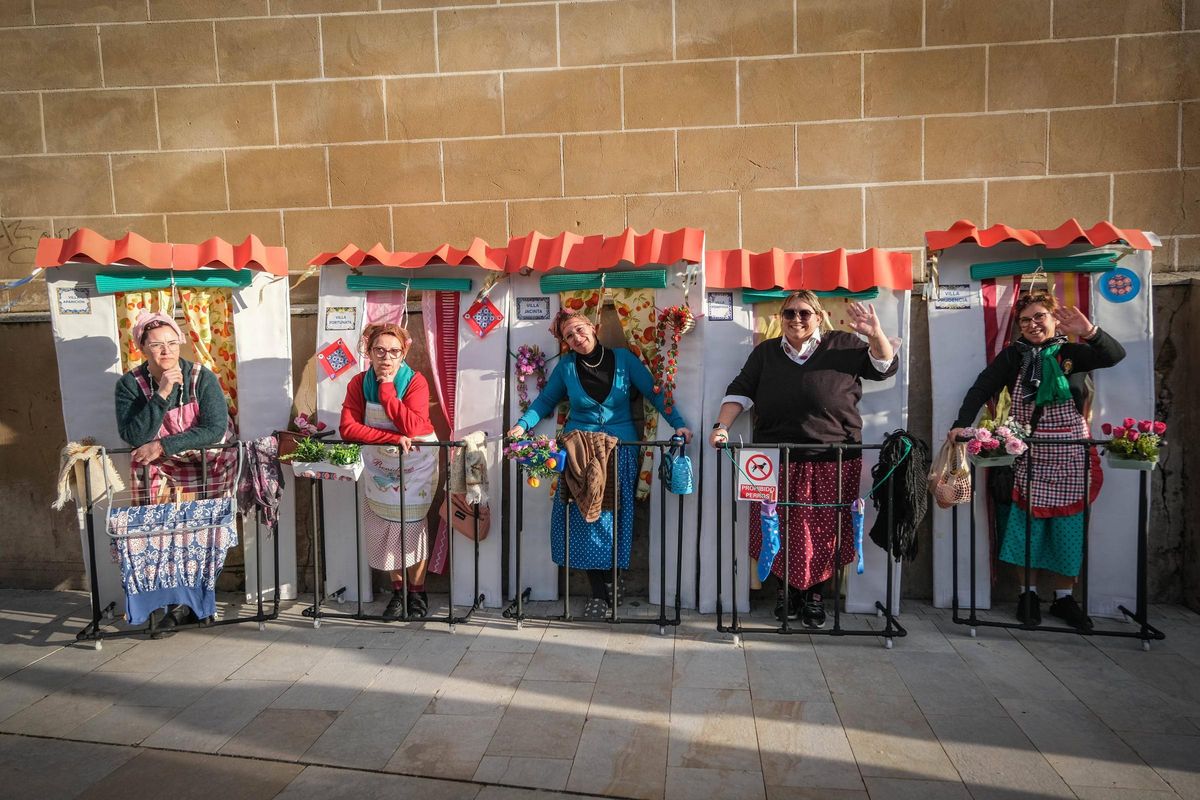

{"left": 1016, "top": 590, "right": 1042, "bottom": 625}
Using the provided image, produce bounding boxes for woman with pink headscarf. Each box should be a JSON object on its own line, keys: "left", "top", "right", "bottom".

{"left": 114, "top": 311, "right": 237, "bottom": 633}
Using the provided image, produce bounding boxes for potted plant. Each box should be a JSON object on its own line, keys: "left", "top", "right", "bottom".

{"left": 278, "top": 412, "right": 326, "bottom": 460}
{"left": 963, "top": 416, "right": 1028, "bottom": 467}
{"left": 1101, "top": 418, "right": 1166, "bottom": 470}
{"left": 280, "top": 437, "right": 363, "bottom": 481}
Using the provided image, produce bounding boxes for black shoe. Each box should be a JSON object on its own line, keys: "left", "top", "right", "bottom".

{"left": 168, "top": 604, "right": 198, "bottom": 626}
{"left": 774, "top": 588, "right": 801, "bottom": 622}
{"left": 1049, "top": 595, "right": 1093, "bottom": 631}
{"left": 801, "top": 593, "right": 827, "bottom": 629}
{"left": 382, "top": 591, "right": 404, "bottom": 621}
{"left": 408, "top": 591, "right": 429, "bottom": 619}
{"left": 1016, "top": 590, "right": 1042, "bottom": 625}
{"left": 148, "top": 608, "right": 176, "bottom": 639}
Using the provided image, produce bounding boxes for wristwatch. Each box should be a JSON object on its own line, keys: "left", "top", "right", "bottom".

{"left": 712, "top": 423, "right": 727, "bottom": 431}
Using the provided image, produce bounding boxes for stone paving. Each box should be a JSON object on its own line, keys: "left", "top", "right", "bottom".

{"left": 1, "top": 589, "right": 1198, "bottom": 800}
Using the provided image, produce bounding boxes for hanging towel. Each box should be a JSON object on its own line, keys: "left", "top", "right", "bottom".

{"left": 53, "top": 441, "right": 126, "bottom": 510}
{"left": 237, "top": 436, "right": 285, "bottom": 528}
{"left": 448, "top": 430, "right": 490, "bottom": 506}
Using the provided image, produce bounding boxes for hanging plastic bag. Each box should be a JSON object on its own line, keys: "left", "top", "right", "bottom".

{"left": 658, "top": 435, "right": 694, "bottom": 495}
{"left": 929, "top": 440, "right": 972, "bottom": 509}
{"left": 851, "top": 498, "right": 866, "bottom": 574}
{"left": 757, "top": 501, "right": 780, "bottom": 583}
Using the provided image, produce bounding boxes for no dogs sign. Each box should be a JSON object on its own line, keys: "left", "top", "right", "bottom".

{"left": 737, "top": 449, "right": 778, "bottom": 502}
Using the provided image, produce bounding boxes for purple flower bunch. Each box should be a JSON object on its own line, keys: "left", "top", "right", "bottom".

{"left": 515, "top": 344, "right": 549, "bottom": 413}
{"left": 504, "top": 434, "right": 564, "bottom": 487}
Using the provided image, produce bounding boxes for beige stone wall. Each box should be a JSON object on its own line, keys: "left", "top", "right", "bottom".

{"left": 1, "top": 0, "right": 1197, "bottom": 306}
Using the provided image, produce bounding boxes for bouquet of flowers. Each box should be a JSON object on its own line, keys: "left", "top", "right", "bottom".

{"left": 963, "top": 416, "right": 1029, "bottom": 461}
{"left": 514, "top": 344, "right": 549, "bottom": 413}
{"left": 504, "top": 435, "right": 567, "bottom": 488}
{"left": 1102, "top": 418, "right": 1166, "bottom": 462}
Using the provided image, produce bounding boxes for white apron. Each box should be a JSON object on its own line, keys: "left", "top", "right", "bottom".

{"left": 361, "top": 400, "right": 437, "bottom": 570}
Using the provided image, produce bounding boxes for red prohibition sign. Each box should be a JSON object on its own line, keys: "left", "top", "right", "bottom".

{"left": 746, "top": 454, "right": 773, "bottom": 481}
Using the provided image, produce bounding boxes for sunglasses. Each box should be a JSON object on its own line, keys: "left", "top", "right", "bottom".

{"left": 781, "top": 308, "right": 816, "bottom": 322}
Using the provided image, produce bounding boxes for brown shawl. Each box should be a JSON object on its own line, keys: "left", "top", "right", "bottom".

{"left": 559, "top": 430, "right": 619, "bottom": 523}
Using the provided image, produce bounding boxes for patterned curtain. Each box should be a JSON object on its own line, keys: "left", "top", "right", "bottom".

{"left": 117, "top": 289, "right": 174, "bottom": 372}
{"left": 179, "top": 287, "right": 239, "bottom": 421}
{"left": 607, "top": 287, "right": 659, "bottom": 499}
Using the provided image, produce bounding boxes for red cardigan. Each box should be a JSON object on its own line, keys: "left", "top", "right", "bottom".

{"left": 339, "top": 371, "right": 435, "bottom": 444}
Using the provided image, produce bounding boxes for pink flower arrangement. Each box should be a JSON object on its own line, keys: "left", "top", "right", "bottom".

{"left": 1102, "top": 417, "right": 1166, "bottom": 462}
{"left": 514, "top": 344, "right": 549, "bottom": 414}
{"left": 963, "top": 416, "right": 1028, "bottom": 461}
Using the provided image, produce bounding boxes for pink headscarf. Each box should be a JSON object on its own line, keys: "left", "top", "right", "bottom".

{"left": 131, "top": 311, "right": 183, "bottom": 346}
{"left": 548, "top": 307, "right": 597, "bottom": 341}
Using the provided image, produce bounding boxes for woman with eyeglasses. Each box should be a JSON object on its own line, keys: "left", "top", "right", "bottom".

{"left": 947, "top": 291, "right": 1124, "bottom": 631}
{"left": 114, "top": 310, "right": 238, "bottom": 633}
{"left": 709, "top": 291, "right": 898, "bottom": 627}
{"left": 340, "top": 323, "right": 437, "bottom": 619}
{"left": 507, "top": 308, "right": 692, "bottom": 618}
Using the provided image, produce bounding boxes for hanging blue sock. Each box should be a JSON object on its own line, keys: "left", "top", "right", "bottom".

{"left": 757, "top": 501, "right": 780, "bottom": 583}
{"left": 852, "top": 498, "right": 866, "bottom": 574}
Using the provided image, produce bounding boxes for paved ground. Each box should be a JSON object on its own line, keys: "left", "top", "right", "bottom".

{"left": 1, "top": 589, "right": 1198, "bottom": 800}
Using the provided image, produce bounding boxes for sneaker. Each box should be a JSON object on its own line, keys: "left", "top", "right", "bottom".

{"left": 382, "top": 591, "right": 405, "bottom": 621}
{"left": 582, "top": 596, "right": 609, "bottom": 619}
{"left": 1016, "top": 590, "right": 1042, "bottom": 625}
{"left": 802, "top": 593, "right": 827, "bottom": 629}
{"left": 408, "top": 591, "right": 429, "bottom": 619}
{"left": 774, "top": 588, "right": 801, "bottom": 622}
{"left": 1049, "top": 595, "right": 1093, "bottom": 631}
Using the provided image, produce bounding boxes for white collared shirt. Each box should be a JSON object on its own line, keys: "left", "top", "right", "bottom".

{"left": 722, "top": 331, "right": 900, "bottom": 411}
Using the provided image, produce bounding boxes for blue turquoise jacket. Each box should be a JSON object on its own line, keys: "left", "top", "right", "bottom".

{"left": 516, "top": 347, "right": 687, "bottom": 442}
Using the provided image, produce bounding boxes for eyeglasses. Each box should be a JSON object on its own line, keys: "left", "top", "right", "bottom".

{"left": 781, "top": 308, "right": 816, "bottom": 322}
{"left": 1017, "top": 311, "right": 1051, "bottom": 328}
{"left": 371, "top": 347, "right": 404, "bottom": 360}
{"left": 144, "top": 341, "right": 181, "bottom": 353}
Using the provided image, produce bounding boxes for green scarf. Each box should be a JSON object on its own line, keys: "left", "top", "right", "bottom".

{"left": 363, "top": 362, "right": 414, "bottom": 405}
{"left": 1034, "top": 343, "right": 1071, "bottom": 407}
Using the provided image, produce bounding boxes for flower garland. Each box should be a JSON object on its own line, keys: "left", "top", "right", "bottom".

{"left": 650, "top": 304, "right": 695, "bottom": 414}
{"left": 514, "top": 344, "right": 549, "bottom": 413}
{"left": 504, "top": 435, "right": 566, "bottom": 488}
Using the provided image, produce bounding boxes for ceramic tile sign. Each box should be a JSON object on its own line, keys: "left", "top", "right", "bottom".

{"left": 324, "top": 305, "right": 357, "bottom": 331}
{"left": 707, "top": 291, "right": 734, "bottom": 321}
{"left": 935, "top": 284, "right": 973, "bottom": 310}
{"left": 737, "top": 448, "right": 778, "bottom": 502}
{"left": 56, "top": 286, "right": 91, "bottom": 314}
{"left": 516, "top": 296, "right": 550, "bottom": 320}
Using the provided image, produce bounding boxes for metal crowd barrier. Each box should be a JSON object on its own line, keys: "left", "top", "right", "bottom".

{"left": 302, "top": 438, "right": 484, "bottom": 631}
{"left": 75, "top": 442, "right": 280, "bottom": 648}
{"left": 951, "top": 435, "right": 1165, "bottom": 648}
{"left": 714, "top": 441, "right": 907, "bottom": 648}
{"left": 504, "top": 440, "right": 687, "bottom": 634}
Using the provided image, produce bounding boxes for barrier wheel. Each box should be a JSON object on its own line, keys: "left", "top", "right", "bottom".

{"left": 876, "top": 608, "right": 883, "bottom": 618}
{"left": 969, "top": 628, "right": 977, "bottom": 638}
{"left": 93, "top": 640, "right": 103, "bottom": 651}
{"left": 258, "top": 621, "right": 266, "bottom": 632}
{"left": 448, "top": 624, "right": 456, "bottom": 634}
{"left": 313, "top": 618, "right": 321, "bottom": 629}
{"left": 516, "top": 620, "right": 523, "bottom": 630}
{"left": 732, "top": 634, "right": 742, "bottom": 648}
{"left": 1142, "top": 640, "right": 1151, "bottom": 652}
{"left": 104, "top": 610, "right": 115, "bottom": 621}
{"left": 884, "top": 638, "right": 893, "bottom": 650}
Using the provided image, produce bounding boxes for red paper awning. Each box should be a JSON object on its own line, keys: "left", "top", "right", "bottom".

{"left": 308, "top": 238, "right": 507, "bottom": 271}
{"left": 36, "top": 229, "right": 289, "bottom": 276}
{"left": 705, "top": 247, "right": 913, "bottom": 292}
{"left": 505, "top": 227, "right": 704, "bottom": 273}
{"left": 925, "top": 219, "right": 1154, "bottom": 251}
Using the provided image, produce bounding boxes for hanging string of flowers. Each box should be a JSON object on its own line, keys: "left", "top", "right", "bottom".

{"left": 650, "top": 304, "right": 695, "bottom": 414}
{"left": 514, "top": 344, "right": 549, "bottom": 413}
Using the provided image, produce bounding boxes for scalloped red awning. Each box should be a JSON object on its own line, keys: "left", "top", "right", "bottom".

{"left": 36, "top": 229, "right": 289, "bottom": 276}
{"left": 308, "top": 238, "right": 507, "bottom": 271}
{"left": 505, "top": 227, "right": 704, "bottom": 272}
{"left": 705, "top": 247, "right": 913, "bottom": 292}
{"left": 925, "top": 219, "right": 1154, "bottom": 251}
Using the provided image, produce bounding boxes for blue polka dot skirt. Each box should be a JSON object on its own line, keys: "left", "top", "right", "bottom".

{"left": 550, "top": 446, "right": 637, "bottom": 570}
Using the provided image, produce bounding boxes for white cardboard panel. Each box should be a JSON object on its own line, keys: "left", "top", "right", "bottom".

{"left": 928, "top": 243, "right": 1154, "bottom": 618}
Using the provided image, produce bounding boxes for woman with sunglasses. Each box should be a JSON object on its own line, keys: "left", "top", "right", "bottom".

{"left": 114, "top": 311, "right": 238, "bottom": 634}
{"left": 709, "top": 291, "right": 898, "bottom": 627}
{"left": 947, "top": 291, "right": 1124, "bottom": 631}
{"left": 340, "top": 323, "right": 438, "bottom": 619}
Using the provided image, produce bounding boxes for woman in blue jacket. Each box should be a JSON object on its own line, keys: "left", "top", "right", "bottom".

{"left": 508, "top": 308, "right": 692, "bottom": 617}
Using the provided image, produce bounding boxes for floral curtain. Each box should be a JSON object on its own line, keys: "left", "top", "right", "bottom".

{"left": 607, "top": 287, "right": 660, "bottom": 499}
{"left": 179, "top": 287, "right": 239, "bottom": 421}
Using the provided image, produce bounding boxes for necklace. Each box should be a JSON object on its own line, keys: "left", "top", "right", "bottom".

{"left": 579, "top": 344, "right": 605, "bottom": 369}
